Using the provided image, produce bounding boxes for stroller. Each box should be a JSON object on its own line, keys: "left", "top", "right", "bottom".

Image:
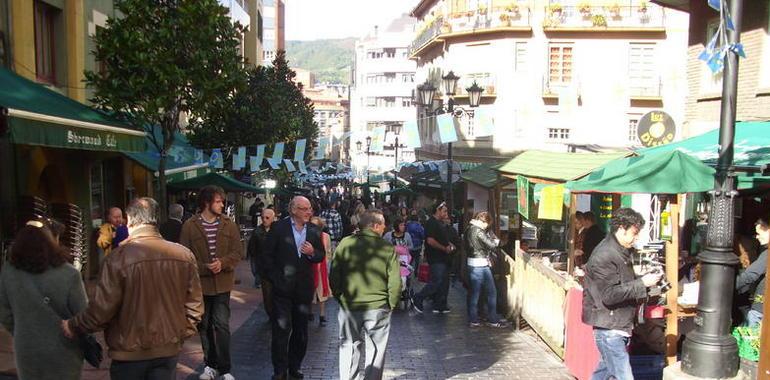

{"left": 395, "top": 245, "right": 414, "bottom": 310}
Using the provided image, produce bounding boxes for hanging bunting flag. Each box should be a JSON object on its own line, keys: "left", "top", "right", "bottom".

{"left": 294, "top": 139, "right": 306, "bottom": 161}
{"left": 267, "top": 158, "right": 281, "bottom": 169}
{"left": 232, "top": 146, "right": 246, "bottom": 170}
{"left": 253, "top": 145, "right": 265, "bottom": 172}
{"left": 298, "top": 161, "right": 308, "bottom": 174}
{"left": 437, "top": 113, "right": 458, "bottom": 143}
{"left": 249, "top": 156, "right": 261, "bottom": 172}
{"left": 209, "top": 149, "right": 223, "bottom": 169}
{"left": 699, "top": 0, "right": 745, "bottom": 74}
{"left": 283, "top": 159, "right": 296, "bottom": 172}
{"left": 194, "top": 149, "right": 205, "bottom": 164}
{"left": 272, "top": 142, "right": 285, "bottom": 160}
{"left": 315, "top": 137, "right": 328, "bottom": 160}
{"left": 403, "top": 120, "right": 421, "bottom": 148}
{"left": 370, "top": 126, "right": 386, "bottom": 153}
{"left": 473, "top": 109, "right": 495, "bottom": 137}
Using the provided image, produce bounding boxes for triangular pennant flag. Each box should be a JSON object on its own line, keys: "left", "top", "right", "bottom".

{"left": 232, "top": 146, "right": 246, "bottom": 170}
{"left": 283, "top": 159, "right": 296, "bottom": 172}
{"left": 267, "top": 158, "right": 281, "bottom": 169}
{"left": 437, "top": 113, "right": 458, "bottom": 143}
{"left": 249, "top": 156, "right": 261, "bottom": 172}
{"left": 315, "top": 137, "right": 328, "bottom": 160}
{"left": 253, "top": 145, "right": 265, "bottom": 172}
{"left": 272, "top": 142, "right": 284, "bottom": 160}
{"left": 370, "top": 126, "right": 386, "bottom": 153}
{"left": 210, "top": 149, "right": 223, "bottom": 169}
{"left": 403, "top": 120, "right": 421, "bottom": 148}
{"left": 298, "top": 161, "right": 308, "bottom": 174}
{"left": 194, "top": 149, "right": 205, "bottom": 164}
{"left": 294, "top": 139, "right": 306, "bottom": 161}
{"left": 473, "top": 109, "right": 495, "bottom": 137}
{"left": 707, "top": 0, "right": 720, "bottom": 11}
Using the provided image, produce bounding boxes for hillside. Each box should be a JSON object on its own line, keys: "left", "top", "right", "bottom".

{"left": 285, "top": 38, "right": 356, "bottom": 85}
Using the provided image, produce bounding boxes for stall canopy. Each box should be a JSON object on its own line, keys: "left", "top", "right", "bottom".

{"left": 566, "top": 150, "right": 716, "bottom": 194}
{"left": 461, "top": 162, "right": 503, "bottom": 188}
{"left": 496, "top": 150, "right": 629, "bottom": 182}
{"left": 124, "top": 124, "right": 208, "bottom": 175}
{"left": 382, "top": 187, "right": 417, "bottom": 197}
{"left": 639, "top": 121, "right": 770, "bottom": 189}
{"left": 168, "top": 172, "right": 262, "bottom": 193}
{"left": 0, "top": 67, "right": 146, "bottom": 152}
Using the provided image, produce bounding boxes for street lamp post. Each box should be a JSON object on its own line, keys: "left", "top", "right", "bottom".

{"left": 356, "top": 137, "right": 373, "bottom": 205}
{"left": 680, "top": 0, "right": 744, "bottom": 378}
{"left": 416, "top": 72, "right": 483, "bottom": 219}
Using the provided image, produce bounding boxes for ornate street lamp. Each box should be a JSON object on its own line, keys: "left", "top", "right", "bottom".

{"left": 466, "top": 81, "right": 484, "bottom": 108}
{"left": 442, "top": 71, "right": 461, "bottom": 96}
{"left": 416, "top": 81, "right": 437, "bottom": 108}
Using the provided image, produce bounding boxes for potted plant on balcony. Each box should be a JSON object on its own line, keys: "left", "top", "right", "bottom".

{"left": 578, "top": 1, "right": 592, "bottom": 17}
{"left": 591, "top": 14, "right": 607, "bottom": 27}
{"left": 548, "top": 3, "right": 563, "bottom": 18}
{"left": 506, "top": 3, "right": 520, "bottom": 15}
{"left": 499, "top": 13, "right": 511, "bottom": 27}
{"left": 639, "top": 1, "right": 649, "bottom": 13}
{"left": 607, "top": 2, "right": 621, "bottom": 17}
{"left": 440, "top": 20, "right": 452, "bottom": 33}
{"left": 478, "top": 4, "right": 488, "bottom": 15}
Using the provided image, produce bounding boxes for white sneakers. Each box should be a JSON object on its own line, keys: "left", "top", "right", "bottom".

{"left": 220, "top": 374, "right": 235, "bottom": 380}
{"left": 199, "top": 366, "right": 218, "bottom": 380}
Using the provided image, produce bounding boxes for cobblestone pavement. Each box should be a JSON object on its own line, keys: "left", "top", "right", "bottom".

{"left": 67, "top": 262, "right": 572, "bottom": 380}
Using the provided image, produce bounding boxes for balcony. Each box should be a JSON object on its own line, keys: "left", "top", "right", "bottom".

{"left": 629, "top": 77, "right": 662, "bottom": 99}
{"left": 543, "top": 6, "right": 665, "bottom": 32}
{"left": 456, "top": 74, "right": 497, "bottom": 97}
{"left": 409, "top": 6, "right": 532, "bottom": 59}
{"left": 542, "top": 75, "right": 581, "bottom": 99}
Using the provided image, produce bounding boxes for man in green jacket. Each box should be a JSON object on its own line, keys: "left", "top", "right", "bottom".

{"left": 330, "top": 209, "right": 401, "bottom": 380}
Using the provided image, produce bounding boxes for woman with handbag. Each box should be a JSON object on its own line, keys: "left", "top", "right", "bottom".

{"left": 463, "top": 212, "right": 510, "bottom": 328}
{"left": 0, "top": 218, "right": 88, "bottom": 379}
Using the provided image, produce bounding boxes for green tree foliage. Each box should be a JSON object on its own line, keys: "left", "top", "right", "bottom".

{"left": 187, "top": 51, "right": 319, "bottom": 160}
{"left": 84, "top": 0, "right": 246, "bottom": 216}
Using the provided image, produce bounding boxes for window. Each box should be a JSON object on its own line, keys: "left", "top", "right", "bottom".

{"left": 629, "top": 43, "right": 658, "bottom": 96}
{"left": 548, "top": 128, "right": 570, "bottom": 141}
{"left": 384, "top": 48, "right": 396, "bottom": 58}
{"left": 402, "top": 73, "right": 415, "bottom": 83}
{"left": 384, "top": 73, "right": 396, "bottom": 83}
{"left": 515, "top": 41, "right": 527, "bottom": 72}
{"left": 365, "top": 97, "right": 376, "bottom": 107}
{"left": 34, "top": 1, "right": 60, "bottom": 85}
{"left": 628, "top": 117, "right": 640, "bottom": 144}
{"left": 401, "top": 97, "right": 413, "bottom": 107}
{"left": 367, "top": 50, "right": 383, "bottom": 59}
{"left": 548, "top": 43, "right": 573, "bottom": 85}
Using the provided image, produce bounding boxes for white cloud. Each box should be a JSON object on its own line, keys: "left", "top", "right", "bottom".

{"left": 285, "top": 0, "right": 418, "bottom": 41}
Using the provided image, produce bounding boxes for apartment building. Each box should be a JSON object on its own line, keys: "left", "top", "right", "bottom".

{"left": 350, "top": 14, "right": 418, "bottom": 175}
{"left": 304, "top": 81, "right": 350, "bottom": 163}
{"left": 263, "top": 0, "right": 285, "bottom": 64}
{"left": 654, "top": 0, "right": 770, "bottom": 138}
{"left": 408, "top": 0, "right": 689, "bottom": 163}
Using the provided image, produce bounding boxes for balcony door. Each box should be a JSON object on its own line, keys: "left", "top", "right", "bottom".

{"left": 628, "top": 43, "right": 657, "bottom": 96}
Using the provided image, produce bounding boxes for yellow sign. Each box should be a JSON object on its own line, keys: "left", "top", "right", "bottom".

{"left": 538, "top": 184, "right": 565, "bottom": 221}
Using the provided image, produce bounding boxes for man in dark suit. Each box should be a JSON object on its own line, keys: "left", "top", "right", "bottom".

{"left": 159, "top": 203, "right": 184, "bottom": 243}
{"left": 262, "top": 196, "right": 325, "bottom": 380}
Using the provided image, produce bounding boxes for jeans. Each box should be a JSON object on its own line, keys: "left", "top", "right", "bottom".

{"left": 110, "top": 355, "right": 178, "bottom": 380}
{"left": 338, "top": 308, "right": 392, "bottom": 380}
{"left": 591, "top": 328, "right": 633, "bottom": 380}
{"left": 747, "top": 309, "right": 763, "bottom": 327}
{"left": 415, "top": 262, "right": 450, "bottom": 310}
{"left": 468, "top": 266, "right": 500, "bottom": 323}
{"left": 271, "top": 294, "right": 311, "bottom": 375}
{"left": 249, "top": 256, "right": 261, "bottom": 287}
{"left": 199, "top": 292, "right": 232, "bottom": 373}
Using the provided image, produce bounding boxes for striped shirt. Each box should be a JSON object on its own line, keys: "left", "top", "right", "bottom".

{"left": 201, "top": 218, "right": 220, "bottom": 257}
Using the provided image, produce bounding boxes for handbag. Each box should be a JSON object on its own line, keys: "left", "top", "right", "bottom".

{"left": 417, "top": 261, "right": 430, "bottom": 283}
{"left": 29, "top": 278, "right": 103, "bottom": 368}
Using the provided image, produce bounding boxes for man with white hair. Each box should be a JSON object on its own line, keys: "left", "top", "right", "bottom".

{"left": 160, "top": 203, "right": 184, "bottom": 243}
{"left": 262, "top": 196, "right": 325, "bottom": 380}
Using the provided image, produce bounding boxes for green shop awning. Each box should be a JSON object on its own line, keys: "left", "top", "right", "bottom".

{"left": 566, "top": 150, "right": 716, "bottom": 194}
{"left": 124, "top": 125, "right": 208, "bottom": 175}
{"left": 461, "top": 162, "right": 504, "bottom": 189}
{"left": 167, "top": 172, "right": 261, "bottom": 193}
{"left": 497, "top": 150, "right": 629, "bottom": 182}
{"left": 0, "top": 67, "right": 145, "bottom": 152}
{"left": 382, "top": 187, "right": 417, "bottom": 197}
{"left": 639, "top": 121, "right": 770, "bottom": 189}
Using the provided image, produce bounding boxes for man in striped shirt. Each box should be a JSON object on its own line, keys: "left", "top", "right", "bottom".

{"left": 180, "top": 185, "right": 244, "bottom": 380}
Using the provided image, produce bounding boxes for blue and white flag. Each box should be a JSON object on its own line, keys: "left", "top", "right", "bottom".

{"left": 249, "top": 156, "right": 261, "bottom": 172}
{"left": 403, "top": 120, "right": 421, "bottom": 148}
{"left": 315, "top": 137, "right": 328, "bottom": 160}
{"left": 210, "top": 148, "right": 223, "bottom": 169}
{"left": 251, "top": 145, "right": 265, "bottom": 172}
{"left": 437, "top": 113, "right": 458, "bottom": 143}
{"left": 267, "top": 158, "right": 281, "bottom": 169}
{"left": 284, "top": 159, "right": 296, "bottom": 172}
{"left": 474, "top": 109, "right": 495, "bottom": 137}
{"left": 272, "top": 142, "right": 284, "bottom": 160}
{"left": 194, "top": 149, "right": 205, "bottom": 164}
{"left": 232, "top": 146, "right": 246, "bottom": 170}
{"left": 294, "top": 139, "right": 306, "bottom": 161}
{"left": 370, "top": 126, "right": 386, "bottom": 153}
{"left": 298, "top": 161, "right": 308, "bottom": 174}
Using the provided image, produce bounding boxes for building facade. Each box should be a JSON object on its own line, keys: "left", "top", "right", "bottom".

{"left": 408, "top": 0, "right": 689, "bottom": 164}
{"left": 303, "top": 80, "right": 350, "bottom": 163}
{"left": 350, "top": 14, "right": 418, "bottom": 177}
{"left": 263, "top": 0, "right": 285, "bottom": 64}
{"left": 654, "top": 0, "right": 770, "bottom": 138}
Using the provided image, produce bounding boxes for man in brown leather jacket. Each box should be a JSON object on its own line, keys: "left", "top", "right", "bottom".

{"left": 62, "top": 197, "right": 203, "bottom": 380}
{"left": 179, "top": 185, "right": 244, "bottom": 380}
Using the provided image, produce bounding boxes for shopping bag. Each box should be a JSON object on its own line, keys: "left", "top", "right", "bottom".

{"left": 417, "top": 262, "right": 430, "bottom": 283}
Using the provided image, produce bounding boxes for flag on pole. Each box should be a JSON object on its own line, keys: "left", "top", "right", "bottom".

{"left": 284, "top": 159, "right": 296, "bottom": 172}
{"left": 403, "top": 120, "right": 421, "bottom": 148}
{"left": 474, "top": 109, "right": 495, "bottom": 137}
{"left": 370, "top": 126, "right": 386, "bottom": 153}
{"left": 437, "top": 114, "right": 458, "bottom": 143}
{"left": 272, "top": 142, "right": 284, "bottom": 160}
{"left": 294, "top": 139, "right": 306, "bottom": 161}
{"left": 210, "top": 149, "right": 223, "bottom": 169}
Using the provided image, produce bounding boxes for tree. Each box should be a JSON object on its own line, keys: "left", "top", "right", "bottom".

{"left": 84, "top": 0, "right": 246, "bottom": 218}
{"left": 187, "top": 51, "right": 319, "bottom": 157}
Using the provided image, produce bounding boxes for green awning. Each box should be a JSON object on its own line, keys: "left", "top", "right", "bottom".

{"left": 566, "top": 150, "right": 716, "bottom": 194}
{"left": 382, "top": 187, "right": 417, "bottom": 197}
{"left": 461, "top": 162, "right": 503, "bottom": 188}
{"left": 167, "top": 172, "right": 262, "bottom": 193}
{"left": 496, "top": 150, "right": 629, "bottom": 182}
{"left": 0, "top": 67, "right": 145, "bottom": 152}
{"left": 639, "top": 121, "right": 770, "bottom": 189}
{"left": 124, "top": 125, "right": 208, "bottom": 174}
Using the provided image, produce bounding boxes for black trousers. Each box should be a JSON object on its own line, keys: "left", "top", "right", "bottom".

{"left": 271, "top": 293, "right": 311, "bottom": 375}
{"left": 200, "top": 292, "right": 232, "bottom": 373}
{"left": 110, "top": 355, "right": 178, "bottom": 380}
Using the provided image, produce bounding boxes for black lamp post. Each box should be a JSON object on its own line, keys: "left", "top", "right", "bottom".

{"left": 680, "top": 0, "right": 744, "bottom": 378}
{"left": 416, "top": 73, "right": 483, "bottom": 217}
{"left": 389, "top": 135, "right": 407, "bottom": 171}
{"left": 357, "top": 136, "right": 373, "bottom": 205}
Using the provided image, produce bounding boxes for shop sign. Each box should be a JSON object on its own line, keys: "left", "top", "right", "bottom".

{"left": 517, "top": 175, "right": 530, "bottom": 220}
{"left": 67, "top": 129, "right": 118, "bottom": 149}
{"left": 9, "top": 117, "right": 145, "bottom": 152}
{"left": 637, "top": 111, "right": 676, "bottom": 147}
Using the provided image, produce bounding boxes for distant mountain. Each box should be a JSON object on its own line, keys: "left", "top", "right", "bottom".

{"left": 285, "top": 38, "right": 356, "bottom": 85}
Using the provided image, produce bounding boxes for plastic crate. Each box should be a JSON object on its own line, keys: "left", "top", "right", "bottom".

{"left": 630, "top": 355, "right": 665, "bottom": 380}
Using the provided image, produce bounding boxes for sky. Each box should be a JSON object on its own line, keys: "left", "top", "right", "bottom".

{"left": 284, "top": 0, "right": 418, "bottom": 41}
